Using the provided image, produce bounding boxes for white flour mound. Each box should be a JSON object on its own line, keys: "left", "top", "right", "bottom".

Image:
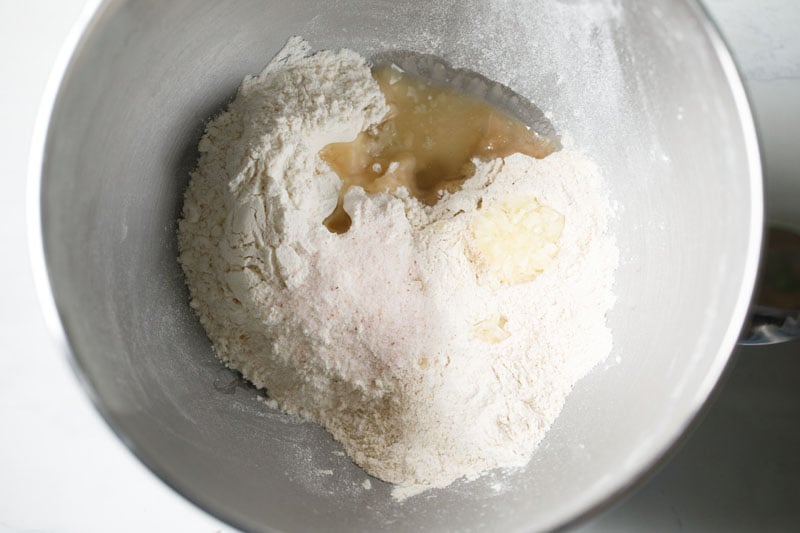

{"left": 178, "top": 38, "right": 618, "bottom": 500}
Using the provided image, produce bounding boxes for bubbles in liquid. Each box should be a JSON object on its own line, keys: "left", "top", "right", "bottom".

{"left": 320, "top": 65, "right": 555, "bottom": 233}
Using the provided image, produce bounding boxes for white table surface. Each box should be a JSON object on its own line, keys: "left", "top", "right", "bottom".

{"left": 1, "top": 1, "right": 797, "bottom": 531}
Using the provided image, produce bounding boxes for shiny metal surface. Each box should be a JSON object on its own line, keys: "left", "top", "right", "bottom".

{"left": 740, "top": 227, "right": 800, "bottom": 345}
{"left": 742, "top": 306, "right": 800, "bottom": 345}
{"left": 32, "top": 1, "right": 763, "bottom": 531}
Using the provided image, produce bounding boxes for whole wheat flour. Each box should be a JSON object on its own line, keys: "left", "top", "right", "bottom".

{"left": 178, "top": 37, "right": 618, "bottom": 500}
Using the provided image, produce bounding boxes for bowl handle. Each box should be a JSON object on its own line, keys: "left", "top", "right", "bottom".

{"left": 740, "top": 227, "right": 800, "bottom": 345}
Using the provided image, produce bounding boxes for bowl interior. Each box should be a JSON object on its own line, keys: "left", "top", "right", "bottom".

{"left": 39, "top": 0, "right": 761, "bottom": 530}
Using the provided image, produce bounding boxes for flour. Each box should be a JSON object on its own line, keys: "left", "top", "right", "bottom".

{"left": 178, "top": 38, "right": 618, "bottom": 500}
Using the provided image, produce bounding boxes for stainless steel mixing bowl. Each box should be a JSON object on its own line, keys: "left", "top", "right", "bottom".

{"left": 31, "top": 0, "right": 763, "bottom": 531}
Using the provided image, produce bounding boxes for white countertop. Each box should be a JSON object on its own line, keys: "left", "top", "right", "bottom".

{"left": 1, "top": 1, "right": 797, "bottom": 531}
